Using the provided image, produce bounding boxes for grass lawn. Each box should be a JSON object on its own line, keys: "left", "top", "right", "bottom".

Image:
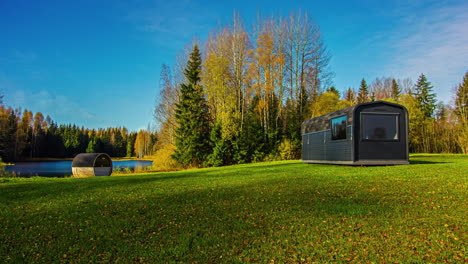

{"left": 0, "top": 154, "right": 466, "bottom": 263}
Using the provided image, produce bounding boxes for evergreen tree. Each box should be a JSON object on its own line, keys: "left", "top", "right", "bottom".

{"left": 414, "top": 74, "right": 437, "bottom": 118}
{"left": 344, "top": 88, "right": 356, "bottom": 104}
{"left": 173, "top": 45, "right": 211, "bottom": 167}
{"left": 455, "top": 71, "right": 468, "bottom": 124}
{"left": 234, "top": 97, "right": 267, "bottom": 163}
{"left": 2, "top": 109, "right": 17, "bottom": 161}
{"left": 86, "top": 138, "right": 97, "bottom": 153}
{"left": 327, "top": 86, "right": 339, "bottom": 96}
{"left": 113, "top": 129, "right": 126, "bottom": 157}
{"left": 357, "top": 79, "right": 369, "bottom": 104}
{"left": 206, "top": 122, "right": 230, "bottom": 167}
{"left": 391, "top": 79, "right": 401, "bottom": 101}
{"left": 126, "top": 132, "right": 137, "bottom": 157}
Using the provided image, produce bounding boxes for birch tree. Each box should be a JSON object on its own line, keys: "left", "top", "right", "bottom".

{"left": 154, "top": 64, "right": 178, "bottom": 146}
{"left": 134, "top": 129, "right": 151, "bottom": 158}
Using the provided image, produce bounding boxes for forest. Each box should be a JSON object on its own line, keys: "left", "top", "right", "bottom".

{"left": 0, "top": 108, "right": 157, "bottom": 162}
{"left": 1, "top": 12, "right": 467, "bottom": 167}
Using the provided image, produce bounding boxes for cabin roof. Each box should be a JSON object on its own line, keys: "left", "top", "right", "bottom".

{"left": 301, "top": 105, "right": 357, "bottom": 134}
{"left": 301, "top": 101, "right": 405, "bottom": 134}
{"left": 72, "top": 153, "right": 112, "bottom": 167}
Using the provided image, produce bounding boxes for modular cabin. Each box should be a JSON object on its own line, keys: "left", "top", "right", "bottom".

{"left": 301, "top": 101, "right": 409, "bottom": 165}
{"left": 72, "top": 153, "right": 113, "bottom": 177}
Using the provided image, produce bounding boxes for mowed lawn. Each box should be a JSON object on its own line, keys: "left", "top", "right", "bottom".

{"left": 0, "top": 155, "right": 466, "bottom": 263}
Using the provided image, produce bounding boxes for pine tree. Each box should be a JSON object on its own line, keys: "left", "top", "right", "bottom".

{"left": 345, "top": 88, "right": 356, "bottom": 104}
{"left": 126, "top": 132, "right": 136, "bottom": 157}
{"left": 173, "top": 45, "right": 211, "bottom": 167}
{"left": 455, "top": 71, "right": 468, "bottom": 124}
{"left": 86, "top": 138, "right": 97, "bottom": 153}
{"left": 2, "top": 109, "right": 17, "bottom": 161}
{"left": 391, "top": 79, "right": 401, "bottom": 101}
{"left": 357, "top": 79, "right": 369, "bottom": 104}
{"left": 327, "top": 86, "right": 339, "bottom": 96}
{"left": 206, "top": 122, "right": 229, "bottom": 167}
{"left": 414, "top": 74, "right": 437, "bottom": 118}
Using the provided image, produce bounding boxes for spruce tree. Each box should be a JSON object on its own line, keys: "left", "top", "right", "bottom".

{"left": 345, "top": 88, "right": 356, "bottom": 103}
{"left": 173, "top": 45, "right": 211, "bottom": 167}
{"left": 357, "top": 79, "right": 369, "bottom": 104}
{"left": 86, "top": 138, "right": 97, "bottom": 153}
{"left": 327, "top": 86, "right": 339, "bottom": 96}
{"left": 414, "top": 74, "right": 437, "bottom": 118}
{"left": 2, "top": 110, "right": 17, "bottom": 161}
{"left": 391, "top": 79, "right": 401, "bottom": 101}
{"left": 206, "top": 122, "right": 229, "bottom": 167}
{"left": 455, "top": 71, "right": 468, "bottom": 124}
{"left": 126, "top": 132, "right": 136, "bottom": 157}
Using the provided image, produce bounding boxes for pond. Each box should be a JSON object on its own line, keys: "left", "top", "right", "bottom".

{"left": 4, "top": 160, "right": 153, "bottom": 177}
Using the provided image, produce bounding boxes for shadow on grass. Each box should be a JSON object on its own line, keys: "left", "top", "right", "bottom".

{"left": 2, "top": 173, "right": 395, "bottom": 219}
{"left": 0, "top": 162, "right": 306, "bottom": 203}
{"left": 409, "top": 160, "right": 451, "bottom": 165}
{"left": 0, "top": 176, "right": 402, "bottom": 263}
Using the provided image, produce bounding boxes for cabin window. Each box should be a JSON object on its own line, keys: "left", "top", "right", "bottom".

{"left": 361, "top": 113, "right": 399, "bottom": 141}
{"left": 331, "top": 115, "right": 347, "bottom": 140}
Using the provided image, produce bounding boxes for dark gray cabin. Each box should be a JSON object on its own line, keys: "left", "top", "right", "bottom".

{"left": 302, "top": 101, "right": 409, "bottom": 165}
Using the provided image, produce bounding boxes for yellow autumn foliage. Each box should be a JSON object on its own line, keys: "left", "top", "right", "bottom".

{"left": 152, "top": 144, "right": 177, "bottom": 170}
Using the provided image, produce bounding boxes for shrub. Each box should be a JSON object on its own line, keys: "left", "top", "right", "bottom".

{"left": 458, "top": 126, "right": 468, "bottom": 154}
{"left": 153, "top": 144, "right": 177, "bottom": 170}
{"left": 278, "top": 138, "right": 296, "bottom": 160}
{"left": 0, "top": 157, "right": 16, "bottom": 178}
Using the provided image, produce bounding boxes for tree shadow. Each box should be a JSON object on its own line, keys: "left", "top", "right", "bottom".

{"left": 0, "top": 161, "right": 305, "bottom": 203}
{"left": 2, "top": 173, "right": 398, "bottom": 219}
{"left": 409, "top": 160, "right": 451, "bottom": 165}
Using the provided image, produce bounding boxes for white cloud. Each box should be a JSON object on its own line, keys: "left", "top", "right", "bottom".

{"left": 4, "top": 84, "right": 103, "bottom": 126}
{"left": 0, "top": 49, "right": 38, "bottom": 64}
{"left": 385, "top": 3, "right": 468, "bottom": 103}
{"left": 125, "top": 0, "right": 216, "bottom": 47}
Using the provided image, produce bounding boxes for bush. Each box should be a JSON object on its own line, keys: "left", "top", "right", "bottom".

{"left": 0, "top": 157, "right": 16, "bottom": 178}
{"left": 252, "top": 150, "right": 266, "bottom": 163}
{"left": 153, "top": 144, "right": 177, "bottom": 170}
{"left": 278, "top": 138, "right": 296, "bottom": 160}
{"left": 458, "top": 126, "right": 468, "bottom": 154}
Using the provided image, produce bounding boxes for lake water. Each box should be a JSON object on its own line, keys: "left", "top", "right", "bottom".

{"left": 5, "top": 160, "right": 153, "bottom": 177}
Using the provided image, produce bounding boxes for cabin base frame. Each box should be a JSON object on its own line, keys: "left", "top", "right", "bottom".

{"left": 302, "top": 160, "right": 409, "bottom": 166}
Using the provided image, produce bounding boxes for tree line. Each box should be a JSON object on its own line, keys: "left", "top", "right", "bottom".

{"left": 0, "top": 107, "right": 158, "bottom": 162}
{"left": 153, "top": 12, "right": 468, "bottom": 169}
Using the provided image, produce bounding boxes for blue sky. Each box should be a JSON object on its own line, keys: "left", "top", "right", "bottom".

{"left": 1, "top": 0, "right": 467, "bottom": 131}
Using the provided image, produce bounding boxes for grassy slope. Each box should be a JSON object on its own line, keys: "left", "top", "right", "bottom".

{"left": 0, "top": 154, "right": 466, "bottom": 263}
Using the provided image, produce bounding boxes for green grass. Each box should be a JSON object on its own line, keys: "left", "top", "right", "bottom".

{"left": 1, "top": 154, "right": 467, "bottom": 263}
